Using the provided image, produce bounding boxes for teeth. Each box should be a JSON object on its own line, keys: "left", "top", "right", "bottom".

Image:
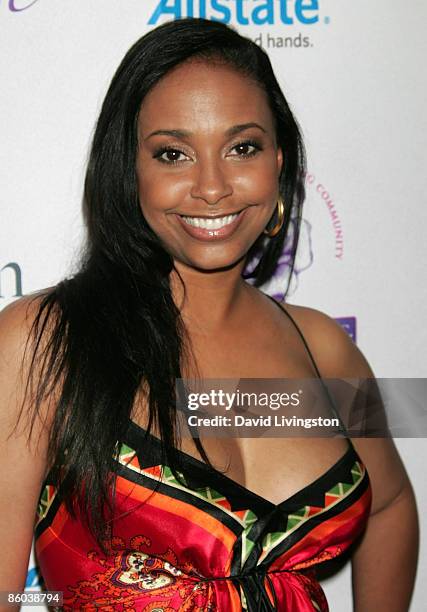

{"left": 182, "top": 213, "right": 239, "bottom": 230}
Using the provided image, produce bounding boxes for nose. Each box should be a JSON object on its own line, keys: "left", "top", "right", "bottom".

{"left": 190, "top": 157, "right": 233, "bottom": 206}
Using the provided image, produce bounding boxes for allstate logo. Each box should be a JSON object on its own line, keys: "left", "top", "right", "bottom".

{"left": 149, "top": 0, "right": 326, "bottom": 26}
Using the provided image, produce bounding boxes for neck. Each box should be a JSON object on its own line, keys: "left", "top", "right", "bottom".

{"left": 170, "top": 259, "right": 252, "bottom": 333}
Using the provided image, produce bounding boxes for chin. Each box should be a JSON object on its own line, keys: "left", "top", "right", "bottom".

{"left": 179, "top": 252, "right": 244, "bottom": 273}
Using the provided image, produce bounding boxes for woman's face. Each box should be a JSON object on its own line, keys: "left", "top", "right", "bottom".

{"left": 136, "top": 59, "right": 283, "bottom": 272}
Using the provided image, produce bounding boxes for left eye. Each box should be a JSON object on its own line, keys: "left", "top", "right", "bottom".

{"left": 229, "top": 142, "right": 260, "bottom": 157}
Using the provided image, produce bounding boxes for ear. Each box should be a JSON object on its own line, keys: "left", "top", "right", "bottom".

{"left": 276, "top": 147, "right": 283, "bottom": 177}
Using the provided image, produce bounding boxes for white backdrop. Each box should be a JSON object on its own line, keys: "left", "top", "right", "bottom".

{"left": 1, "top": 1, "right": 426, "bottom": 609}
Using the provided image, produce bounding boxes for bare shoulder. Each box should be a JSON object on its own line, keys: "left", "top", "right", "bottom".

{"left": 0, "top": 291, "right": 48, "bottom": 346}
{"left": 282, "top": 302, "right": 374, "bottom": 378}
{"left": 283, "top": 302, "right": 416, "bottom": 515}
{"left": 0, "top": 287, "right": 59, "bottom": 425}
{"left": 0, "top": 289, "right": 58, "bottom": 432}
{"left": 0, "top": 294, "right": 44, "bottom": 381}
{"left": 0, "top": 287, "right": 55, "bottom": 332}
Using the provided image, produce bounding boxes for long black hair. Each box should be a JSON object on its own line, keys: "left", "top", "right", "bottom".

{"left": 24, "top": 18, "right": 306, "bottom": 544}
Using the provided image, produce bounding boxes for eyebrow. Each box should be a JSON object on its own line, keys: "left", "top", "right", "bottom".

{"left": 144, "top": 122, "right": 267, "bottom": 141}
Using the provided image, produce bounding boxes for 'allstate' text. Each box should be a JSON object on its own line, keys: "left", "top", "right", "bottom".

{"left": 149, "top": 0, "right": 320, "bottom": 26}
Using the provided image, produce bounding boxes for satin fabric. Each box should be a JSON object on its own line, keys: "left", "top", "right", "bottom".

{"left": 35, "top": 422, "right": 372, "bottom": 611}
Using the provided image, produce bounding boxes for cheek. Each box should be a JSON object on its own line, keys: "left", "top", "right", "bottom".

{"left": 137, "top": 171, "right": 188, "bottom": 221}
{"left": 235, "top": 159, "right": 280, "bottom": 203}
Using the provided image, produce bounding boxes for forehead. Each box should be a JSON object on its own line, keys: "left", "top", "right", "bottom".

{"left": 138, "top": 60, "right": 275, "bottom": 134}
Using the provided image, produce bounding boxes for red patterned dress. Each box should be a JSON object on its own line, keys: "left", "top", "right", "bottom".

{"left": 35, "top": 422, "right": 371, "bottom": 611}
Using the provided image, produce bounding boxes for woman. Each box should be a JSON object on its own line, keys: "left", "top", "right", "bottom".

{"left": 0, "top": 18, "right": 418, "bottom": 611}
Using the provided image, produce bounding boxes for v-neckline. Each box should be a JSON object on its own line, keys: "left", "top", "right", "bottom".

{"left": 126, "top": 419, "right": 356, "bottom": 510}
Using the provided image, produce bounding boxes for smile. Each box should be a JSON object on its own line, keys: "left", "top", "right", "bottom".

{"left": 175, "top": 208, "right": 248, "bottom": 242}
{"left": 181, "top": 214, "right": 238, "bottom": 229}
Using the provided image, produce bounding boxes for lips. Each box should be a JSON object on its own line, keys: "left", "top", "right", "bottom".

{"left": 175, "top": 208, "right": 248, "bottom": 241}
{"left": 181, "top": 213, "right": 239, "bottom": 230}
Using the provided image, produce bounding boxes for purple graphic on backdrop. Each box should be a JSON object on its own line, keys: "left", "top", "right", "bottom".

{"left": 244, "top": 218, "right": 314, "bottom": 302}
{"left": 336, "top": 317, "right": 357, "bottom": 343}
{"left": 7, "top": 0, "right": 39, "bottom": 11}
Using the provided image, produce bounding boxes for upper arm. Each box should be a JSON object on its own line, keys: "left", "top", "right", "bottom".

{"left": 283, "top": 303, "right": 414, "bottom": 516}
{"left": 0, "top": 296, "right": 52, "bottom": 592}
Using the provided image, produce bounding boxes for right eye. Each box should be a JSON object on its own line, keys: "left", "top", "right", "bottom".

{"left": 153, "top": 147, "right": 190, "bottom": 165}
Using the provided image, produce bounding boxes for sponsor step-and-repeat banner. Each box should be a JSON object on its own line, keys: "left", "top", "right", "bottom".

{"left": 1, "top": 1, "right": 426, "bottom": 609}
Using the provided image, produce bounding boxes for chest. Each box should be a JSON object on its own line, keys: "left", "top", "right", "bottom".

{"left": 133, "top": 330, "right": 348, "bottom": 506}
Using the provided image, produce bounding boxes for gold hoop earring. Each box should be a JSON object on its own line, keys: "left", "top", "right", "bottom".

{"left": 263, "top": 197, "right": 285, "bottom": 237}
